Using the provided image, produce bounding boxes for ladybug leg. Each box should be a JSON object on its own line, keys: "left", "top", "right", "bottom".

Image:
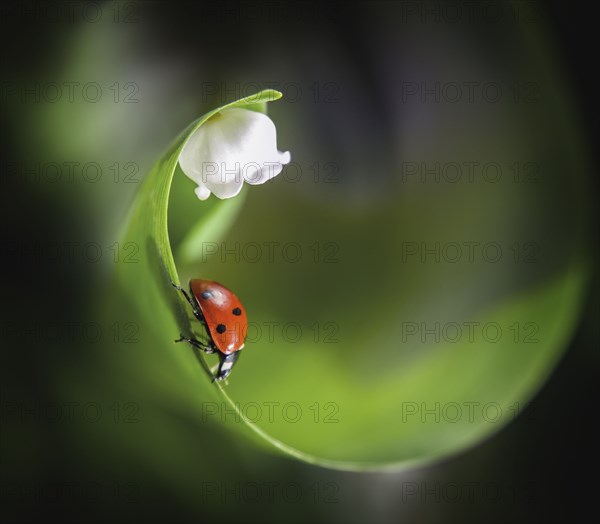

{"left": 174, "top": 334, "right": 216, "bottom": 354}
{"left": 171, "top": 281, "right": 203, "bottom": 321}
{"left": 213, "top": 351, "right": 240, "bottom": 382}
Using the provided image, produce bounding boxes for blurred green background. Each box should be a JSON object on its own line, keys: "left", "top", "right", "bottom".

{"left": 1, "top": 1, "right": 597, "bottom": 522}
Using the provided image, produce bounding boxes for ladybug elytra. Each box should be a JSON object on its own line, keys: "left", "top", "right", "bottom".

{"left": 172, "top": 279, "right": 247, "bottom": 382}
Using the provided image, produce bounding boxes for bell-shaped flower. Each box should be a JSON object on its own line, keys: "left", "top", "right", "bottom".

{"left": 178, "top": 107, "right": 291, "bottom": 200}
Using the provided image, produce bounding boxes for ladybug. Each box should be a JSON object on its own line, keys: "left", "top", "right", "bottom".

{"left": 172, "top": 279, "right": 247, "bottom": 382}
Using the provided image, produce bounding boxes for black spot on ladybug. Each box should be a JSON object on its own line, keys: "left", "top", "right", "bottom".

{"left": 232, "top": 308, "right": 242, "bottom": 316}
{"left": 216, "top": 324, "right": 226, "bottom": 334}
{"left": 201, "top": 291, "right": 211, "bottom": 299}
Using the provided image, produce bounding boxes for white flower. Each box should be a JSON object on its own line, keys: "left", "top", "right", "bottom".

{"left": 178, "top": 107, "right": 291, "bottom": 200}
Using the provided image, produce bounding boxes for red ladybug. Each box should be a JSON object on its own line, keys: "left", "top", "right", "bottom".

{"left": 172, "top": 279, "right": 247, "bottom": 381}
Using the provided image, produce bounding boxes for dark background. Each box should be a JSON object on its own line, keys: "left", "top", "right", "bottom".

{"left": 1, "top": 1, "right": 597, "bottom": 523}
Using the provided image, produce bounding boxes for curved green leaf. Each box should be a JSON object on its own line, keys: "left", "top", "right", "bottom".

{"left": 119, "top": 89, "right": 591, "bottom": 471}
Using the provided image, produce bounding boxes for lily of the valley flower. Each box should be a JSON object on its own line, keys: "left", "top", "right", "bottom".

{"left": 179, "top": 107, "right": 291, "bottom": 200}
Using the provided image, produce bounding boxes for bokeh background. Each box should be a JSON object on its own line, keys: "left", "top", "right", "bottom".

{"left": 1, "top": 1, "right": 597, "bottom": 523}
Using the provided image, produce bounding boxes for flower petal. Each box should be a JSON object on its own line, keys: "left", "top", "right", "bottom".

{"left": 178, "top": 107, "right": 290, "bottom": 200}
{"left": 204, "top": 174, "right": 244, "bottom": 199}
{"left": 244, "top": 159, "right": 286, "bottom": 185}
{"left": 194, "top": 183, "right": 211, "bottom": 201}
